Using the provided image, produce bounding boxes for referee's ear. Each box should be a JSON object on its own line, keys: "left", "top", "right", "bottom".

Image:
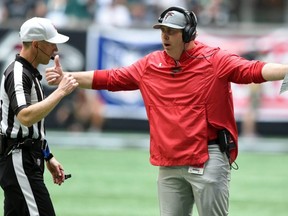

{"left": 31, "top": 41, "right": 38, "bottom": 49}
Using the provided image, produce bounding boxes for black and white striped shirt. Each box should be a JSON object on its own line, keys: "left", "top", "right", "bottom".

{"left": 0, "top": 54, "right": 45, "bottom": 139}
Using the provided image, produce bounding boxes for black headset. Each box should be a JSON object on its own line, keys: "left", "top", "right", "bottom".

{"left": 158, "top": 6, "right": 197, "bottom": 43}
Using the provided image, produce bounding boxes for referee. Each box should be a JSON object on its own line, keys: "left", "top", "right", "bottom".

{"left": 0, "top": 17, "right": 78, "bottom": 215}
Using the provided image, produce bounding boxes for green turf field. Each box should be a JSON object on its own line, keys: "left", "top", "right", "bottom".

{"left": 0, "top": 147, "right": 288, "bottom": 216}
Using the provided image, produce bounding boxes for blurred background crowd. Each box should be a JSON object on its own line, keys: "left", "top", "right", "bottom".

{"left": 0, "top": 0, "right": 287, "bottom": 29}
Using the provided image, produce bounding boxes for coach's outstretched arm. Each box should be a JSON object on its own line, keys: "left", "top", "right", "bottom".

{"left": 46, "top": 55, "right": 94, "bottom": 89}
{"left": 47, "top": 57, "right": 288, "bottom": 88}
{"left": 261, "top": 63, "right": 288, "bottom": 81}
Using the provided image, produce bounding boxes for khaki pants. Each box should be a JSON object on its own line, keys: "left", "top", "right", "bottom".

{"left": 157, "top": 145, "right": 231, "bottom": 216}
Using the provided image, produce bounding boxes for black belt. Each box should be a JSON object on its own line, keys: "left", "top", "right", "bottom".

{"left": 208, "top": 139, "right": 219, "bottom": 145}
{"left": 6, "top": 138, "right": 47, "bottom": 151}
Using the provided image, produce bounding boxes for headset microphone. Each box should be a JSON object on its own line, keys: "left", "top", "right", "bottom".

{"left": 38, "top": 47, "right": 54, "bottom": 60}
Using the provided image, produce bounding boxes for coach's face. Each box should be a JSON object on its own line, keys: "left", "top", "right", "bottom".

{"left": 160, "top": 26, "right": 185, "bottom": 60}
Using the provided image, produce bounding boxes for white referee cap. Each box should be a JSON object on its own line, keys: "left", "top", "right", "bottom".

{"left": 19, "top": 17, "right": 69, "bottom": 44}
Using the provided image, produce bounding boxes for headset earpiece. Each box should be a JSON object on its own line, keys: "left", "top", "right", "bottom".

{"left": 158, "top": 6, "right": 197, "bottom": 43}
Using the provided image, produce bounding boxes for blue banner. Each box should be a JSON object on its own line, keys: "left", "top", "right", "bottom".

{"left": 86, "top": 26, "right": 162, "bottom": 119}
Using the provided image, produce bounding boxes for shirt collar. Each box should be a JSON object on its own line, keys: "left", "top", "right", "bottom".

{"left": 15, "top": 54, "right": 42, "bottom": 80}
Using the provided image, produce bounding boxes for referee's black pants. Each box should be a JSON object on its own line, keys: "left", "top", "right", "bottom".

{"left": 0, "top": 148, "right": 55, "bottom": 216}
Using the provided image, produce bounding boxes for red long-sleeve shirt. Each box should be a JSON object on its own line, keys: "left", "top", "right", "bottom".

{"left": 92, "top": 41, "right": 266, "bottom": 166}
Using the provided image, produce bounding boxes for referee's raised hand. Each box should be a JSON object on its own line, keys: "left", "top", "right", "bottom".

{"left": 46, "top": 55, "right": 64, "bottom": 85}
{"left": 58, "top": 73, "right": 79, "bottom": 96}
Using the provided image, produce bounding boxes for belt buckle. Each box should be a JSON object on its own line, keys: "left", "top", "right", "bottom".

{"left": 7, "top": 141, "right": 22, "bottom": 156}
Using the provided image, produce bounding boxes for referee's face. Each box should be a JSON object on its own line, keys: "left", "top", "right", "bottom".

{"left": 35, "top": 40, "right": 58, "bottom": 65}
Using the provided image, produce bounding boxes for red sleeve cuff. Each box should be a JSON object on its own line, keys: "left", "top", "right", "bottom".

{"left": 92, "top": 70, "right": 109, "bottom": 89}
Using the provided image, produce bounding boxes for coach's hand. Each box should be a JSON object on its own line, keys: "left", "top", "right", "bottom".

{"left": 46, "top": 55, "right": 64, "bottom": 86}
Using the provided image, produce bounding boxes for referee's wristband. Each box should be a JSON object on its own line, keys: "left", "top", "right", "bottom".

{"left": 44, "top": 153, "right": 54, "bottom": 162}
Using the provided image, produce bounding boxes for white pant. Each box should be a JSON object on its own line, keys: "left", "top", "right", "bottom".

{"left": 157, "top": 145, "right": 231, "bottom": 216}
